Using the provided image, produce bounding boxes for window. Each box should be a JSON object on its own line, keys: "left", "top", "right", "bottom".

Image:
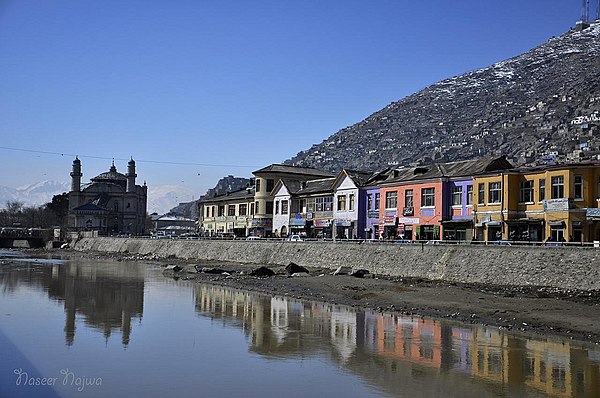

{"left": 452, "top": 186, "right": 462, "bottom": 206}
{"left": 367, "top": 194, "right": 373, "bottom": 210}
{"left": 281, "top": 200, "right": 288, "bottom": 214}
{"left": 113, "top": 201, "right": 119, "bottom": 211}
{"left": 228, "top": 205, "right": 235, "bottom": 216}
{"left": 275, "top": 201, "right": 279, "bottom": 214}
{"left": 337, "top": 195, "right": 347, "bottom": 211}
{"left": 385, "top": 191, "right": 397, "bottom": 209}
{"left": 265, "top": 201, "right": 273, "bottom": 214}
{"left": 520, "top": 180, "right": 534, "bottom": 203}
{"left": 467, "top": 185, "right": 473, "bottom": 205}
{"left": 488, "top": 182, "right": 501, "bottom": 203}
{"left": 598, "top": 176, "right": 600, "bottom": 199}
{"left": 375, "top": 193, "right": 380, "bottom": 210}
{"left": 349, "top": 194, "right": 355, "bottom": 211}
{"left": 539, "top": 179, "right": 546, "bottom": 202}
{"left": 306, "top": 198, "right": 315, "bottom": 212}
{"left": 250, "top": 203, "right": 255, "bottom": 215}
{"left": 478, "top": 183, "right": 485, "bottom": 205}
{"left": 239, "top": 204, "right": 247, "bottom": 216}
{"left": 255, "top": 179, "right": 261, "bottom": 193}
{"left": 323, "top": 197, "right": 333, "bottom": 211}
{"left": 205, "top": 207, "right": 210, "bottom": 217}
{"left": 405, "top": 189, "right": 413, "bottom": 207}
{"left": 218, "top": 205, "right": 225, "bottom": 217}
{"left": 254, "top": 201, "right": 259, "bottom": 214}
{"left": 266, "top": 179, "right": 274, "bottom": 193}
{"left": 574, "top": 175, "right": 583, "bottom": 199}
{"left": 316, "top": 197, "right": 333, "bottom": 211}
{"left": 551, "top": 176, "right": 564, "bottom": 199}
{"left": 421, "top": 187, "right": 435, "bottom": 207}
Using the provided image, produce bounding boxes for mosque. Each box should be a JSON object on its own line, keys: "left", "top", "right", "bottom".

{"left": 68, "top": 157, "right": 148, "bottom": 235}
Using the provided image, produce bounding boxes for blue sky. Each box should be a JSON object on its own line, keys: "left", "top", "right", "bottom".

{"left": 0, "top": 0, "right": 589, "bottom": 200}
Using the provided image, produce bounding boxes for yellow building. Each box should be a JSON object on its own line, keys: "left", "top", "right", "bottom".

{"left": 198, "top": 188, "right": 255, "bottom": 237}
{"left": 474, "top": 162, "right": 600, "bottom": 243}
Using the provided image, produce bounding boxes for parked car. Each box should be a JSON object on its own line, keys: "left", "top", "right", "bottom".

{"left": 245, "top": 236, "right": 261, "bottom": 241}
{"left": 286, "top": 234, "right": 303, "bottom": 242}
{"left": 217, "top": 232, "right": 236, "bottom": 240}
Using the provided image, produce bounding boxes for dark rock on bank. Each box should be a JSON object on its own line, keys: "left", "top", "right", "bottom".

{"left": 285, "top": 262, "right": 309, "bottom": 275}
{"left": 250, "top": 266, "right": 275, "bottom": 277}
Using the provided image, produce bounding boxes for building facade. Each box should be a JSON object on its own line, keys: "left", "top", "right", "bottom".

{"left": 199, "top": 188, "right": 255, "bottom": 237}
{"left": 68, "top": 158, "right": 147, "bottom": 235}
{"left": 251, "top": 164, "right": 333, "bottom": 237}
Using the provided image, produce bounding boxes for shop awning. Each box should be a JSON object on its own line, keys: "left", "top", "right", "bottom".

{"left": 505, "top": 218, "right": 544, "bottom": 224}
{"left": 441, "top": 219, "right": 473, "bottom": 225}
{"left": 549, "top": 221, "right": 566, "bottom": 228}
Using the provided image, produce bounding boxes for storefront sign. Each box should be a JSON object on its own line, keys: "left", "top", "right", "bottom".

{"left": 234, "top": 219, "right": 247, "bottom": 228}
{"left": 290, "top": 218, "right": 306, "bottom": 226}
{"left": 397, "top": 217, "right": 419, "bottom": 225}
{"left": 314, "top": 211, "right": 333, "bottom": 219}
{"left": 586, "top": 208, "right": 600, "bottom": 220}
{"left": 335, "top": 220, "right": 352, "bottom": 227}
{"left": 251, "top": 218, "right": 272, "bottom": 228}
{"left": 367, "top": 210, "right": 379, "bottom": 218}
{"left": 543, "top": 198, "right": 573, "bottom": 212}
{"left": 402, "top": 207, "right": 414, "bottom": 216}
{"left": 382, "top": 216, "right": 396, "bottom": 225}
{"left": 313, "top": 219, "right": 331, "bottom": 228}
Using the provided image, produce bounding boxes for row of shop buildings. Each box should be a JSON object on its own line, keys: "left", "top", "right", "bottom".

{"left": 198, "top": 158, "right": 600, "bottom": 243}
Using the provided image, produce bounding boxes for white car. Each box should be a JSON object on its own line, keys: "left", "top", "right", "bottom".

{"left": 287, "top": 235, "right": 303, "bottom": 242}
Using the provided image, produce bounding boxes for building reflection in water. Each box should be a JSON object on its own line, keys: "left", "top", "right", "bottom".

{"left": 0, "top": 261, "right": 144, "bottom": 347}
{"left": 194, "top": 284, "right": 600, "bottom": 397}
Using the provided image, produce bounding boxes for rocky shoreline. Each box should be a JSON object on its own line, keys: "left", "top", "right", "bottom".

{"left": 80, "top": 250, "right": 600, "bottom": 345}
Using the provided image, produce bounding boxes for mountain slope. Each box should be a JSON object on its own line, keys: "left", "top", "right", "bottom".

{"left": 288, "top": 22, "right": 600, "bottom": 172}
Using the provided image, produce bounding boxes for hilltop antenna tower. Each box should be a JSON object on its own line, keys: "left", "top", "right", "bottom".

{"left": 582, "top": 0, "right": 590, "bottom": 22}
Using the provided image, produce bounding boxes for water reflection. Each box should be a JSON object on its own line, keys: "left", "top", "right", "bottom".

{"left": 194, "top": 284, "right": 600, "bottom": 398}
{"left": 0, "top": 260, "right": 144, "bottom": 347}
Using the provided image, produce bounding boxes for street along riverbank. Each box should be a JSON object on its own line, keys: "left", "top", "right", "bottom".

{"left": 69, "top": 237, "right": 600, "bottom": 343}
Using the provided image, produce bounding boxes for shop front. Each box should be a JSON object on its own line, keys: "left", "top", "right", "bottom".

{"left": 334, "top": 219, "right": 354, "bottom": 239}
{"left": 441, "top": 219, "right": 472, "bottom": 241}
{"left": 505, "top": 218, "right": 544, "bottom": 242}
{"left": 250, "top": 218, "right": 272, "bottom": 238}
{"left": 586, "top": 208, "right": 600, "bottom": 241}
{"left": 397, "top": 217, "right": 419, "bottom": 240}
{"left": 289, "top": 213, "right": 307, "bottom": 237}
{"left": 381, "top": 214, "right": 397, "bottom": 240}
{"left": 486, "top": 221, "right": 503, "bottom": 241}
{"left": 312, "top": 219, "right": 332, "bottom": 239}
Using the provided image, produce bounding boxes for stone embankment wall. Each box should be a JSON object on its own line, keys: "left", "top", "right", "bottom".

{"left": 73, "top": 238, "right": 600, "bottom": 290}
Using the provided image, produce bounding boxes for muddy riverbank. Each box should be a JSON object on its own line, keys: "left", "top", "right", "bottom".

{"left": 57, "top": 249, "right": 600, "bottom": 345}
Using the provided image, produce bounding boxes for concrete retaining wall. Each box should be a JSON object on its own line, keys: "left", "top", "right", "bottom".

{"left": 72, "top": 237, "right": 600, "bottom": 290}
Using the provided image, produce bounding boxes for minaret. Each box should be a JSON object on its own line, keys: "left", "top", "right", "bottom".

{"left": 126, "top": 158, "right": 137, "bottom": 193}
{"left": 70, "top": 157, "right": 82, "bottom": 192}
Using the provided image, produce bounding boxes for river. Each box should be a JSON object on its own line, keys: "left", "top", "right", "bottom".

{"left": 0, "top": 250, "right": 598, "bottom": 397}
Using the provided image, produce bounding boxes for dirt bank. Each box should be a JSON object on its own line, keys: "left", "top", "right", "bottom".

{"left": 87, "top": 250, "right": 600, "bottom": 345}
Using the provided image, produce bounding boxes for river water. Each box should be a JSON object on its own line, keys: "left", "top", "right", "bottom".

{"left": 0, "top": 250, "right": 598, "bottom": 398}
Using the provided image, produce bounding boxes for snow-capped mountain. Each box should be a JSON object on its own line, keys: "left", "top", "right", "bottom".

{"left": 147, "top": 185, "right": 198, "bottom": 215}
{"left": 0, "top": 180, "right": 70, "bottom": 209}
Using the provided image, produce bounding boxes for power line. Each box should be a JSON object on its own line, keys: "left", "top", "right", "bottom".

{"left": 0, "top": 146, "right": 260, "bottom": 169}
